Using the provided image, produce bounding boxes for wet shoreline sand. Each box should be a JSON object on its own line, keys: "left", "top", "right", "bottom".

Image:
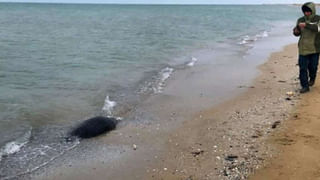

{"left": 146, "top": 44, "right": 301, "bottom": 179}
{"left": 34, "top": 43, "right": 305, "bottom": 180}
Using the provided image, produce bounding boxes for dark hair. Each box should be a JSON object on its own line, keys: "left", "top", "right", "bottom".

{"left": 302, "top": 5, "right": 312, "bottom": 13}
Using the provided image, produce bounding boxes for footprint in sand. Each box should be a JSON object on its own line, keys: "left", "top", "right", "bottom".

{"left": 275, "top": 137, "right": 296, "bottom": 146}
{"left": 296, "top": 133, "right": 320, "bottom": 147}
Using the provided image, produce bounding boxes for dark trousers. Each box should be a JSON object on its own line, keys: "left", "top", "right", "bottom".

{"left": 299, "top": 53, "right": 319, "bottom": 88}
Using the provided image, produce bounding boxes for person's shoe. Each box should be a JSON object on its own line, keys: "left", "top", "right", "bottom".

{"left": 309, "top": 79, "right": 315, "bottom": 86}
{"left": 300, "top": 87, "right": 310, "bottom": 93}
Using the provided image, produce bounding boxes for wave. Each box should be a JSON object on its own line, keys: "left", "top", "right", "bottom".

{"left": 154, "top": 67, "right": 174, "bottom": 93}
{"left": 0, "top": 128, "right": 32, "bottom": 162}
{"left": 238, "top": 31, "right": 269, "bottom": 45}
{"left": 256, "top": 31, "right": 269, "bottom": 38}
{"left": 1, "top": 140, "right": 80, "bottom": 180}
{"left": 0, "top": 126, "right": 80, "bottom": 180}
{"left": 187, "top": 57, "right": 198, "bottom": 67}
{"left": 102, "top": 96, "right": 117, "bottom": 116}
{"left": 139, "top": 66, "right": 174, "bottom": 94}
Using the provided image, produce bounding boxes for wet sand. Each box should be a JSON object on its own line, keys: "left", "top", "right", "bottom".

{"left": 146, "top": 44, "right": 301, "bottom": 179}
{"left": 33, "top": 43, "right": 302, "bottom": 180}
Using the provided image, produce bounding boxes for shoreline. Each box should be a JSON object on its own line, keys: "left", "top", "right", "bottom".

{"left": 145, "top": 43, "right": 300, "bottom": 179}
{"left": 32, "top": 42, "right": 301, "bottom": 180}
{"left": 0, "top": 5, "right": 304, "bottom": 179}
{"left": 1, "top": 24, "right": 297, "bottom": 180}
{"left": 29, "top": 32, "right": 300, "bottom": 179}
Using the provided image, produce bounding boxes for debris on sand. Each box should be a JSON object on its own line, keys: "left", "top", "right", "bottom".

{"left": 272, "top": 121, "right": 281, "bottom": 129}
{"left": 191, "top": 149, "right": 204, "bottom": 157}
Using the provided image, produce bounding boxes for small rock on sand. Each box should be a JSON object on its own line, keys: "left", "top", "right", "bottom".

{"left": 272, "top": 121, "right": 281, "bottom": 129}
{"left": 133, "top": 144, "right": 137, "bottom": 150}
{"left": 225, "top": 155, "right": 238, "bottom": 161}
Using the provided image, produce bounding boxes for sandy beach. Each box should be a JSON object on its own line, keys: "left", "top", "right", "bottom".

{"left": 143, "top": 44, "right": 302, "bottom": 180}
{"left": 31, "top": 41, "right": 315, "bottom": 180}
{"left": 249, "top": 56, "right": 320, "bottom": 179}
{"left": 1, "top": 4, "right": 309, "bottom": 180}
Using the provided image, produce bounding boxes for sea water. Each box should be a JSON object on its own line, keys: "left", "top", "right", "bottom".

{"left": 0, "top": 3, "right": 301, "bottom": 179}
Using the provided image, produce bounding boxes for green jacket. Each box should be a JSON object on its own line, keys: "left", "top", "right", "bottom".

{"left": 295, "top": 2, "right": 320, "bottom": 55}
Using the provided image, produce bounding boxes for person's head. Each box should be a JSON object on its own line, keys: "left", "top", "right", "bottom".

{"left": 302, "top": 5, "right": 312, "bottom": 16}
{"left": 302, "top": 2, "right": 316, "bottom": 18}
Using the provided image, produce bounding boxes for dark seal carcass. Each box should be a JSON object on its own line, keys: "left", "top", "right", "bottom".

{"left": 70, "top": 116, "right": 118, "bottom": 139}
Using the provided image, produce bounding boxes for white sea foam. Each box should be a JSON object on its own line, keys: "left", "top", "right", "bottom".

{"left": 138, "top": 66, "right": 174, "bottom": 94}
{"left": 256, "top": 31, "right": 269, "bottom": 38}
{"left": 2, "top": 139, "right": 80, "bottom": 180}
{"left": 239, "top": 31, "right": 269, "bottom": 45}
{"left": 102, "top": 96, "right": 117, "bottom": 115}
{"left": 0, "top": 129, "right": 31, "bottom": 162}
{"left": 187, "top": 57, "right": 198, "bottom": 67}
{"left": 154, "top": 67, "right": 174, "bottom": 93}
{"left": 238, "top": 35, "right": 258, "bottom": 45}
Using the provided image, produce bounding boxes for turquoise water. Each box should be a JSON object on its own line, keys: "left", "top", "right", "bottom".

{"left": 0, "top": 3, "right": 301, "bottom": 179}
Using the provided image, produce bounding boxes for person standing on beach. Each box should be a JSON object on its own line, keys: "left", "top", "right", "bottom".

{"left": 293, "top": 2, "right": 320, "bottom": 93}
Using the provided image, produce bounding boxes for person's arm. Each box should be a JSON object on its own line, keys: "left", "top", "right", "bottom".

{"left": 293, "top": 20, "right": 301, "bottom": 36}
{"left": 305, "top": 23, "right": 320, "bottom": 32}
{"left": 305, "top": 18, "right": 320, "bottom": 32}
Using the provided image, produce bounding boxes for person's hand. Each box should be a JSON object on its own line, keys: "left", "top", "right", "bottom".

{"left": 293, "top": 27, "right": 301, "bottom": 36}
{"left": 299, "top": 23, "right": 306, "bottom": 30}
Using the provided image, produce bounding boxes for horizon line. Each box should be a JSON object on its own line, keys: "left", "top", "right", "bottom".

{"left": 0, "top": 1, "right": 300, "bottom": 5}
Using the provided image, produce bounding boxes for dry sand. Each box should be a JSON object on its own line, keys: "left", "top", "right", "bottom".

{"left": 146, "top": 44, "right": 308, "bottom": 180}
{"left": 249, "top": 56, "right": 320, "bottom": 179}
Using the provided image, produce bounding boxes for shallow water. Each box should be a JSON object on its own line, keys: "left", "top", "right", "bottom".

{"left": 0, "top": 3, "right": 302, "bottom": 179}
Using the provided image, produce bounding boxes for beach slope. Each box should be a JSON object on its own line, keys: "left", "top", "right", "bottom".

{"left": 147, "top": 44, "right": 301, "bottom": 179}
{"left": 249, "top": 56, "right": 320, "bottom": 179}
{"left": 35, "top": 44, "right": 309, "bottom": 180}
